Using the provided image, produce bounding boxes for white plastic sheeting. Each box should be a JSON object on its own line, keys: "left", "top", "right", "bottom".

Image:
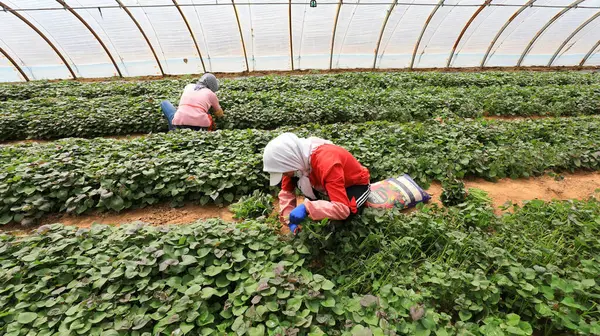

{"left": 0, "top": 0, "right": 599, "bottom": 81}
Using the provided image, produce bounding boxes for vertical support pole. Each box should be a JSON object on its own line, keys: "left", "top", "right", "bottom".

{"left": 115, "top": 0, "right": 165, "bottom": 76}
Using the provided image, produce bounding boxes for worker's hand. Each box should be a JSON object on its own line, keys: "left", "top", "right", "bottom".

{"left": 288, "top": 223, "right": 300, "bottom": 235}
{"left": 289, "top": 204, "right": 308, "bottom": 225}
{"left": 214, "top": 109, "right": 224, "bottom": 118}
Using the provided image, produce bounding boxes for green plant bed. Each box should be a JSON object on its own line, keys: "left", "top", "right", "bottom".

{"left": 301, "top": 195, "right": 600, "bottom": 335}
{"left": 1, "top": 196, "right": 599, "bottom": 335}
{"left": 0, "top": 116, "right": 599, "bottom": 225}
{"left": 2, "top": 71, "right": 599, "bottom": 101}
{"left": 1, "top": 84, "right": 599, "bottom": 140}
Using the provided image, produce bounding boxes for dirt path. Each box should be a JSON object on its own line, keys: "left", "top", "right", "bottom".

{"left": 39, "top": 203, "right": 234, "bottom": 228}
{"left": 425, "top": 171, "right": 600, "bottom": 210}
{"left": 0, "top": 134, "right": 148, "bottom": 146}
{"left": 1, "top": 172, "right": 598, "bottom": 235}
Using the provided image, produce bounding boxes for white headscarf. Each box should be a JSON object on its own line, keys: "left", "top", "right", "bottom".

{"left": 263, "top": 133, "right": 332, "bottom": 200}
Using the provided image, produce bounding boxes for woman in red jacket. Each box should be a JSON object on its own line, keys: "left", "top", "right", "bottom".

{"left": 263, "top": 133, "right": 371, "bottom": 234}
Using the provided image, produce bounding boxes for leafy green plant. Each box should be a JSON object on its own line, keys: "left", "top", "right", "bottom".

{"left": 2, "top": 71, "right": 599, "bottom": 101}
{"left": 310, "top": 197, "right": 600, "bottom": 336}
{"left": 0, "top": 220, "right": 414, "bottom": 335}
{"left": 2, "top": 198, "right": 599, "bottom": 335}
{"left": 1, "top": 116, "right": 600, "bottom": 225}
{"left": 441, "top": 178, "right": 468, "bottom": 206}
{"left": 229, "top": 190, "right": 274, "bottom": 219}
{"left": 1, "top": 72, "right": 600, "bottom": 140}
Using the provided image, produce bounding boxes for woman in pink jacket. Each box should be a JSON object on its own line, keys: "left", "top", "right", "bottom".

{"left": 161, "top": 73, "right": 225, "bottom": 131}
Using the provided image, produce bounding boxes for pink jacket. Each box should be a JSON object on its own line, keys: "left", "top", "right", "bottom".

{"left": 172, "top": 84, "right": 221, "bottom": 128}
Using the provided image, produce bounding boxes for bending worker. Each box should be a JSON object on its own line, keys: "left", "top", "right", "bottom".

{"left": 161, "top": 73, "right": 224, "bottom": 131}
{"left": 263, "top": 133, "right": 371, "bottom": 234}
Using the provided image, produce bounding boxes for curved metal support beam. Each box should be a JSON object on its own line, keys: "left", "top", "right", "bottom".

{"left": 580, "top": 40, "right": 600, "bottom": 66}
{"left": 517, "top": 0, "right": 585, "bottom": 67}
{"left": 481, "top": 0, "right": 536, "bottom": 67}
{"left": 0, "top": 1, "right": 77, "bottom": 78}
{"left": 0, "top": 46, "right": 29, "bottom": 81}
{"left": 172, "top": 0, "right": 206, "bottom": 73}
{"left": 410, "top": 0, "right": 444, "bottom": 69}
{"left": 115, "top": 0, "right": 165, "bottom": 76}
{"left": 446, "top": 0, "right": 491, "bottom": 68}
{"left": 548, "top": 11, "right": 600, "bottom": 66}
{"left": 56, "top": 0, "right": 122, "bottom": 77}
{"left": 373, "top": 0, "right": 398, "bottom": 69}
{"left": 231, "top": 0, "right": 250, "bottom": 72}
{"left": 288, "top": 0, "right": 294, "bottom": 70}
{"left": 329, "top": 0, "right": 343, "bottom": 69}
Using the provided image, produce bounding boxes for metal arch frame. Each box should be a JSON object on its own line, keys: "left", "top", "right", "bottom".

{"left": 0, "top": 1, "right": 77, "bottom": 78}
{"left": 114, "top": 0, "right": 165, "bottom": 76}
{"left": 517, "top": 0, "right": 585, "bottom": 67}
{"left": 329, "top": 0, "right": 343, "bottom": 69}
{"left": 288, "top": 0, "right": 295, "bottom": 70}
{"left": 0, "top": 46, "right": 29, "bottom": 81}
{"left": 480, "top": 0, "right": 535, "bottom": 67}
{"left": 172, "top": 0, "right": 206, "bottom": 73}
{"left": 230, "top": 0, "right": 250, "bottom": 72}
{"left": 373, "top": 0, "right": 398, "bottom": 69}
{"left": 580, "top": 40, "right": 600, "bottom": 66}
{"left": 410, "top": 0, "right": 444, "bottom": 69}
{"left": 56, "top": 0, "right": 123, "bottom": 77}
{"left": 548, "top": 11, "right": 600, "bottom": 66}
{"left": 446, "top": 0, "right": 491, "bottom": 68}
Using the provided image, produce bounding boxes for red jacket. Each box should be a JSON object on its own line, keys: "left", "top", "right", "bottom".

{"left": 279, "top": 144, "right": 370, "bottom": 221}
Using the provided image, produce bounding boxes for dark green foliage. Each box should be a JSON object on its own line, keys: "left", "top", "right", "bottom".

{"left": 2, "top": 198, "right": 599, "bottom": 335}
{"left": 1, "top": 72, "right": 600, "bottom": 140}
{"left": 2, "top": 71, "right": 600, "bottom": 101}
{"left": 229, "top": 191, "right": 275, "bottom": 220}
{"left": 1, "top": 116, "right": 599, "bottom": 225}
{"left": 300, "top": 197, "right": 600, "bottom": 335}
{"left": 440, "top": 178, "right": 468, "bottom": 207}
{"left": 0, "top": 220, "right": 402, "bottom": 335}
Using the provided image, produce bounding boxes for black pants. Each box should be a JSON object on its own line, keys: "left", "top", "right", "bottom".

{"left": 318, "top": 184, "right": 370, "bottom": 224}
{"left": 345, "top": 184, "right": 371, "bottom": 215}
{"left": 285, "top": 177, "right": 370, "bottom": 214}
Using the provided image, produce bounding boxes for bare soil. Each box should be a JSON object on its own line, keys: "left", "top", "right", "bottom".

{"left": 39, "top": 203, "right": 234, "bottom": 229}
{"left": 0, "top": 134, "right": 148, "bottom": 146}
{"left": 425, "top": 171, "right": 600, "bottom": 211}
{"left": 483, "top": 115, "right": 573, "bottom": 121}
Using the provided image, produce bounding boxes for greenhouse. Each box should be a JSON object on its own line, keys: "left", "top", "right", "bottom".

{"left": 1, "top": 1, "right": 600, "bottom": 336}
{"left": 1, "top": 0, "right": 600, "bottom": 81}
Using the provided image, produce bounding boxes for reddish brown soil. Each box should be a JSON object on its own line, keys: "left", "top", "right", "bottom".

{"left": 0, "top": 139, "right": 50, "bottom": 146}
{"left": 41, "top": 203, "right": 234, "bottom": 229}
{"left": 483, "top": 115, "right": 573, "bottom": 121}
{"left": 0, "top": 134, "right": 149, "bottom": 146}
{"left": 425, "top": 171, "right": 600, "bottom": 212}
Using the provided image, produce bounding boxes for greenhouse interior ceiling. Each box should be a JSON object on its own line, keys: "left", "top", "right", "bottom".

{"left": 1, "top": 0, "right": 600, "bottom": 82}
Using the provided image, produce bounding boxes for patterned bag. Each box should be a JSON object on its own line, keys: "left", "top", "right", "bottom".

{"left": 366, "top": 174, "right": 431, "bottom": 209}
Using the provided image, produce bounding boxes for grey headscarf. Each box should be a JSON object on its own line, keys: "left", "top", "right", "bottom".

{"left": 194, "top": 73, "right": 219, "bottom": 92}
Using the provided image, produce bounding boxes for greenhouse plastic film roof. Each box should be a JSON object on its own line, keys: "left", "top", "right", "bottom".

{"left": 1, "top": 0, "right": 599, "bottom": 82}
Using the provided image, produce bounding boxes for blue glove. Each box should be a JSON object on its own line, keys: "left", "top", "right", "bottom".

{"left": 288, "top": 223, "right": 300, "bottom": 235}
{"left": 289, "top": 204, "right": 308, "bottom": 225}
